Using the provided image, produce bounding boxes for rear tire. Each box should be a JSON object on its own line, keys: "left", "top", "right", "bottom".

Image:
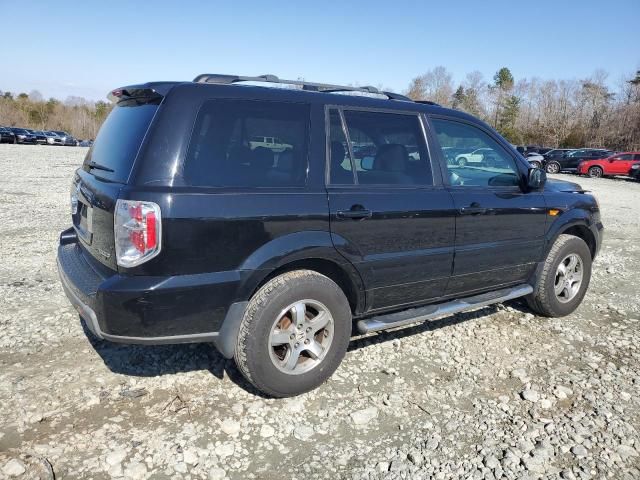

{"left": 234, "top": 270, "right": 351, "bottom": 397}
{"left": 546, "top": 161, "right": 560, "bottom": 174}
{"left": 588, "top": 166, "right": 603, "bottom": 178}
{"left": 527, "top": 234, "right": 592, "bottom": 317}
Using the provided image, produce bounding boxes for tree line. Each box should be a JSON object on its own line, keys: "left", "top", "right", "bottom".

{"left": 0, "top": 90, "right": 112, "bottom": 140}
{"left": 3, "top": 68, "right": 639, "bottom": 149}
{"left": 406, "top": 67, "right": 640, "bottom": 150}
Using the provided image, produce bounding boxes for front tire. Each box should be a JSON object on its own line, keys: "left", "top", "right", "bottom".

{"left": 234, "top": 270, "right": 351, "bottom": 397}
{"left": 588, "top": 166, "right": 603, "bottom": 178}
{"left": 527, "top": 234, "right": 592, "bottom": 317}
{"left": 546, "top": 161, "right": 560, "bottom": 174}
{"left": 458, "top": 157, "right": 467, "bottom": 167}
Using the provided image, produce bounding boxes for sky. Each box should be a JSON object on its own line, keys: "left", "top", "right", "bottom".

{"left": 0, "top": 0, "right": 638, "bottom": 101}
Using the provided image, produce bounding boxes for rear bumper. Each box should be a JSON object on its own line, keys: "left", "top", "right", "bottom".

{"left": 56, "top": 229, "right": 247, "bottom": 357}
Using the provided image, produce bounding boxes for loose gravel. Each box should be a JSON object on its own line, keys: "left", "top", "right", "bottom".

{"left": 0, "top": 144, "right": 638, "bottom": 479}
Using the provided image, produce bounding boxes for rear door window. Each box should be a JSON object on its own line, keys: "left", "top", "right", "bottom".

{"left": 331, "top": 109, "right": 432, "bottom": 186}
{"left": 83, "top": 98, "right": 160, "bottom": 183}
{"left": 184, "top": 99, "right": 309, "bottom": 187}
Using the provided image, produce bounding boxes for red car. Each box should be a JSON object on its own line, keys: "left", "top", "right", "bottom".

{"left": 577, "top": 152, "right": 640, "bottom": 178}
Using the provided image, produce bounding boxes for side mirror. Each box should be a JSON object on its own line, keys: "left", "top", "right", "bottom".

{"left": 527, "top": 167, "right": 546, "bottom": 191}
{"left": 361, "top": 156, "right": 374, "bottom": 170}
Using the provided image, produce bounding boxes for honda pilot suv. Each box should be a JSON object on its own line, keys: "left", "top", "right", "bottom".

{"left": 57, "top": 74, "right": 603, "bottom": 397}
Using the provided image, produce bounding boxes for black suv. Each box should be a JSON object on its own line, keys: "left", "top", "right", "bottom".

{"left": 545, "top": 148, "right": 613, "bottom": 174}
{"left": 57, "top": 74, "right": 603, "bottom": 397}
{"left": 0, "top": 126, "right": 17, "bottom": 143}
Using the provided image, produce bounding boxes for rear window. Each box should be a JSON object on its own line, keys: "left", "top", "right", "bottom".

{"left": 83, "top": 99, "right": 159, "bottom": 183}
{"left": 183, "top": 99, "right": 309, "bottom": 188}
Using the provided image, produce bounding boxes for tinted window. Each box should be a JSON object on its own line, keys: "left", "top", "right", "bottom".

{"left": 432, "top": 119, "right": 521, "bottom": 187}
{"left": 328, "top": 109, "right": 354, "bottom": 184}
{"left": 341, "top": 110, "right": 432, "bottom": 185}
{"left": 184, "top": 100, "right": 309, "bottom": 187}
{"left": 83, "top": 99, "right": 159, "bottom": 183}
{"left": 616, "top": 154, "right": 632, "bottom": 160}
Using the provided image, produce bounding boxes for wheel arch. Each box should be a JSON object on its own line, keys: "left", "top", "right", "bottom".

{"left": 547, "top": 218, "right": 597, "bottom": 259}
{"left": 236, "top": 231, "right": 366, "bottom": 315}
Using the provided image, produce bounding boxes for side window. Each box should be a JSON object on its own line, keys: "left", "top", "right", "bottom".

{"left": 184, "top": 100, "right": 309, "bottom": 187}
{"left": 342, "top": 110, "right": 432, "bottom": 185}
{"left": 328, "top": 109, "right": 354, "bottom": 184}
{"left": 431, "top": 118, "right": 521, "bottom": 188}
{"left": 616, "top": 154, "right": 632, "bottom": 161}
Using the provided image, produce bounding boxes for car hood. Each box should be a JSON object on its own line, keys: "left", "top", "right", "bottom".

{"left": 544, "top": 178, "right": 585, "bottom": 193}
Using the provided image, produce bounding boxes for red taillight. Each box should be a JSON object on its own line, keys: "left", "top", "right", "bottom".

{"left": 114, "top": 200, "right": 162, "bottom": 267}
{"left": 146, "top": 211, "right": 157, "bottom": 249}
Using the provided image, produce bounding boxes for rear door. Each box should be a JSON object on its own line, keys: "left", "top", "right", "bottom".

{"left": 608, "top": 154, "right": 634, "bottom": 174}
{"left": 430, "top": 117, "right": 547, "bottom": 295}
{"left": 327, "top": 107, "right": 455, "bottom": 311}
{"left": 72, "top": 94, "right": 162, "bottom": 270}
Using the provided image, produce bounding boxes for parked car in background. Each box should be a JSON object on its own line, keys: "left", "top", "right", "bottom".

{"left": 52, "top": 130, "right": 78, "bottom": 146}
{"left": 455, "top": 147, "right": 500, "bottom": 166}
{"left": 0, "top": 126, "right": 17, "bottom": 143}
{"left": 545, "top": 148, "right": 613, "bottom": 174}
{"left": 576, "top": 152, "right": 640, "bottom": 178}
{"left": 543, "top": 149, "right": 574, "bottom": 161}
{"left": 525, "top": 151, "right": 545, "bottom": 169}
{"left": 27, "top": 129, "right": 48, "bottom": 144}
{"left": 8, "top": 127, "right": 37, "bottom": 144}
{"left": 248, "top": 135, "right": 292, "bottom": 152}
{"left": 78, "top": 139, "right": 94, "bottom": 147}
{"left": 44, "top": 131, "right": 64, "bottom": 145}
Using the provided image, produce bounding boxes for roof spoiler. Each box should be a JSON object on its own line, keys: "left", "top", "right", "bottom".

{"left": 107, "top": 82, "right": 179, "bottom": 102}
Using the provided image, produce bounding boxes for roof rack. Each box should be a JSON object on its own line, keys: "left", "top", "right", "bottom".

{"left": 415, "top": 100, "right": 441, "bottom": 106}
{"left": 192, "top": 73, "right": 414, "bottom": 102}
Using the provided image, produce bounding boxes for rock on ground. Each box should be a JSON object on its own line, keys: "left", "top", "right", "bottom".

{"left": 0, "top": 147, "right": 639, "bottom": 479}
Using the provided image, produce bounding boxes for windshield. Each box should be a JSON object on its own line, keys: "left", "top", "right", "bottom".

{"left": 82, "top": 98, "right": 160, "bottom": 183}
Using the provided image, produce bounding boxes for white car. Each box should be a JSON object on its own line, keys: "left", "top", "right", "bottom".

{"left": 525, "top": 152, "right": 545, "bottom": 168}
{"left": 249, "top": 136, "right": 292, "bottom": 153}
{"left": 455, "top": 148, "right": 496, "bottom": 166}
{"left": 44, "top": 131, "right": 64, "bottom": 145}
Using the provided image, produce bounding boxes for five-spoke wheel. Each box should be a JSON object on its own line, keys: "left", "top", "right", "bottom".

{"left": 268, "top": 300, "right": 334, "bottom": 375}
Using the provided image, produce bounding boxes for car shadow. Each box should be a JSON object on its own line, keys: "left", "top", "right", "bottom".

{"left": 81, "top": 298, "right": 531, "bottom": 396}
{"left": 80, "top": 318, "right": 269, "bottom": 398}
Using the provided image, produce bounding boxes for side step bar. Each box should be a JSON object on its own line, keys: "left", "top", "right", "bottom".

{"left": 357, "top": 284, "right": 533, "bottom": 334}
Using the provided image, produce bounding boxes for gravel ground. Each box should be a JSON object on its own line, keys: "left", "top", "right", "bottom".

{"left": 0, "top": 144, "right": 638, "bottom": 480}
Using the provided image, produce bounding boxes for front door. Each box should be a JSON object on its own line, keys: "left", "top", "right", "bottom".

{"left": 326, "top": 108, "right": 455, "bottom": 312}
{"left": 430, "top": 117, "right": 548, "bottom": 295}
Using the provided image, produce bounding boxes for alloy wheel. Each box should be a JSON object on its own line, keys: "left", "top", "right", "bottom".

{"left": 554, "top": 253, "right": 584, "bottom": 303}
{"left": 268, "top": 300, "right": 334, "bottom": 375}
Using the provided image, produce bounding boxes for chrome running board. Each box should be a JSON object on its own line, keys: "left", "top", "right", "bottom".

{"left": 357, "top": 284, "right": 533, "bottom": 334}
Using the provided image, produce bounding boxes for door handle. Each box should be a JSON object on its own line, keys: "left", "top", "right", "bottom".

{"left": 337, "top": 208, "right": 372, "bottom": 220}
{"left": 459, "top": 205, "right": 487, "bottom": 215}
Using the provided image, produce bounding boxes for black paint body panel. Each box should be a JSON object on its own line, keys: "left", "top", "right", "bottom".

{"left": 56, "top": 80, "right": 603, "bottom": 343}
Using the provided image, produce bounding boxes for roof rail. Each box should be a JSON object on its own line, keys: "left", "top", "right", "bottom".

{"left": 192, "top": 73, "right": 414, "bottom": 102}
{"left": 415, "top": 100, "right": 441, "bottom": 106}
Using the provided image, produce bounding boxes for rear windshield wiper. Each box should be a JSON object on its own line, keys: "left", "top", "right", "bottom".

{"left": 86, "top": 161, "right": 115, "bottom": 172}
